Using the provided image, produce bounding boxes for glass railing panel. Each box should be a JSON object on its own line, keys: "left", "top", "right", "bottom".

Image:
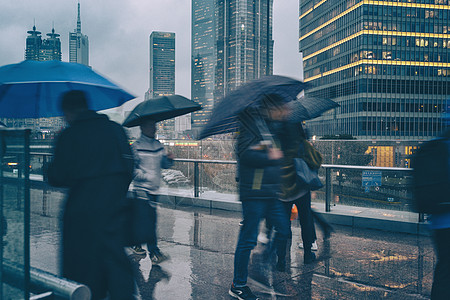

{"left": 1, "top": 129, "right": 31, "bottom": 299}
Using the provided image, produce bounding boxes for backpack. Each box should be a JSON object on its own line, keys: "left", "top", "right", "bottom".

{"left": 412, "top": 137, "right": 450, "bottom": 214}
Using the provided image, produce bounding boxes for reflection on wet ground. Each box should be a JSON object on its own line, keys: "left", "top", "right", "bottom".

{"left": 28, "top": 192, "right": 434, "bottom": 299}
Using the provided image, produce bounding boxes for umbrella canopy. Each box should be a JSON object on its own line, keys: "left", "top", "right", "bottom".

{"left": 0, "top": 60, "right": 135, "bottom": 118}
{"left": 288, "top": 95, "right": 339, "bottom": 123}
{"left": 199, "top": 75, "right": 309, "bottom": 139}
{"left": 123, "top": 95, "right": 202, "bottom": 128}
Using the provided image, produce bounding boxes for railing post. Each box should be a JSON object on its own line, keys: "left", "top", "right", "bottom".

{"left": 194, "top": 161, "right": 199, "bottom": 198}
{"left": 325, "top": 167, "right": 331, "bottom": 212}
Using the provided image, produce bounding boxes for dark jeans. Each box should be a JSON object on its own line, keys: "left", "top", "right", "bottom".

{"left": 135, "top": 191, "right": 159, "bottom": 253}
{"left": 265, "top": 192, "right": 316, "bottom": 249}
{"left": 431, "top": 227, "right": 450, "bottom": 300}
{"left": 282, "top": 191, "right": 316, "bottom": 249}
{"left": 233, "top": 198, "right": 289, "bottom": 287}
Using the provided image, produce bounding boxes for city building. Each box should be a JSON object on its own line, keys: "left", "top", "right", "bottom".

{"left": 300, "top": 0, "right": 450, "bottom": 140}
{"left": 25, "top": 25, "right": 61, "bottom": 61}
{"left": 191, "top": 0, "right": 274, "bottom": 131}
{"left": 25, "top": 25, "right": 42, "bottom": 61}
{"left": 146, "top": 31, "right": 176, "bottom": 135}
{"left": 215, "top": 0, "right": 274, "bottom": 100}
{"left": 191, "top": 0, "right": 215, "bottom": 128}
{"left": 40, "top": 28, "right": 62, "bottom": 61}
{"left": 69, "top": 3, "right": 89, "bottom": 66}
{"left": 146, "top": 32, "right": 176, "bottom": 99}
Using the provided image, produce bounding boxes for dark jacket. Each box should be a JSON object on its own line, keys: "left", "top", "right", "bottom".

{"left": 237, "top": 116, "right": 282, "bottom": 201}
{"left": 47, "top": 110, "right": 135, "bottom": 299}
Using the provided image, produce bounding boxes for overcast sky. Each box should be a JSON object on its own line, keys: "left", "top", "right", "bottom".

{"left": 1, "top": 0, "right": 302, "bottom": 103}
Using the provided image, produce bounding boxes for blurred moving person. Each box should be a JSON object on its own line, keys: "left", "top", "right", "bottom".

{"left": 229, "top": 95, "right": 290, "bottom": 300}
{"left": 129, "top": 118, "right": 173, "bottom": 264}
{"left": 47, "top": 90, "right": 135, "bottom": 300}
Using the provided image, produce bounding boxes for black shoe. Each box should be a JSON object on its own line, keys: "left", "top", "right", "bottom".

{"left": 304, "top": 251, "right": 316, "bottom": 264}
{"left": 149, "top": 249, "right": 170, "bottom": 264}
{"left": 229, "top": 284, "right": 259, "bottom": 300}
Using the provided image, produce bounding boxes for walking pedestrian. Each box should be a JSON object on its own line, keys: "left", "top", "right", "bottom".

{"left": 229, "top": 95, "right": 290, "bottom": 300}
{"left": 47, "top": 90, "right": 135, "bottom": 300}
{"left": 129, "top": 118, "right": 173, "bottom": 264}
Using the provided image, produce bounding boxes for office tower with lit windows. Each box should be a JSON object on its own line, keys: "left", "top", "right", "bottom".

{"left": 69, "top": 3, "right": 89, "bottom": 66}
{"left": 300, "top": 0, "right": 450, "bottom": 140}
{"left": 25, "top": 26, "right": 61, "bottom": 61}
{"left": 146, "top": 31, "right": 175, "bottom": 99}
{"left": 214, "top": 0, "right": 274, "bottom": 101}
{"left": 191, "top": 0, "right": 215, "bottom": 128}
{"left": 146, "top": 31, "right": 176, "bottom": 135}
{"left": 41, "top": 28, "right": 62, "bottom": 61}
{"left": 25, "top": 26, "right": 42, "bottom": 60}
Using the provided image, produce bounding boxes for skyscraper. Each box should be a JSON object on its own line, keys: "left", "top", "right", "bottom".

{"left": 69, "top": 3, "right": 89, "bottom": 66}
{"left": 40, "top": 28, "right": 62, "bottom": 61}
{"left": 25, "top": 25, "right": 42, "bottom": 61}
{"left": 215, "top": 0, "right": 274, "bottom": 100}
{"left": 146, "top": 31, "right": 176, "bottom": 99}
{"left": 146, "top": 31, "right": 176, "bottom": 135}
{"left": 25, "top": 25, "right": 61, "bottom": 61}
{"left": 300, "top": 0, "right": 450, "bottom": 140}
{"left": 191, "top": 0, "right": 216, "bottom": 128}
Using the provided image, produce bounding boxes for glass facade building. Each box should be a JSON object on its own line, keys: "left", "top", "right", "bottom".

{"left": 215, "top": 0, "right": 274, "bottom": 101}
{"left": 25, "top": 26, "right": 61, "bottom": 62}
{"left": 300, "top": 0, "right": 450, "bottom": 140}
{"left": 147, "top": 31, "right": 176, "bottom": 135}
{"left": 192, "top": 0, "right": 216, "bottom": 128}
{"left": 147, "top": 31, "right": 175, "bottom": 99}
{"left": 69, "top": 3, "right": 89, "bottom": 66}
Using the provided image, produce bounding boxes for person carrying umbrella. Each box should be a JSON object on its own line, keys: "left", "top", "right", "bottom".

{"left": 123, "top": 95, "right": 201, "bottom": 263}
{"left": 229, "top": 94, "right": 291, "bottom": 300}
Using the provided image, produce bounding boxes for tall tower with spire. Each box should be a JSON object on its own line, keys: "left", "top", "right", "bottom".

{"left": 25, "top": 23, "right": 61, "bottom": 61}
{"left": 69, "top": 2, "right": 89, "bottom": 66}
{"left": 25, "top": 25, "right": 42, "bottom": 60}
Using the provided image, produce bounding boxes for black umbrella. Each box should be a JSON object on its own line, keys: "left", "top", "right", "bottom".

{"left": 123, "top": 95, "right": 202, "bottom": 127}
{"left": 287, "top": 95, "right": 339, "bottom": 123}
{"left": 199, "top": 75, "right": 309, "bottom": 139}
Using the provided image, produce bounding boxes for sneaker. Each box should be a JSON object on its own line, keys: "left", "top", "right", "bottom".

{"left": 131, "top": 246, "right": 146, "bottom": 255}
{"left": 298, "top": 241, "right": 318, "bottom": 251}
{"left": 149, "top": 249, "right": 170, "bottom": 264}
{"left": 229, "top": 284, "right": 259, "bottom": 300}
{"left": 257, "top": 232, "right": 269, "bottom": 244}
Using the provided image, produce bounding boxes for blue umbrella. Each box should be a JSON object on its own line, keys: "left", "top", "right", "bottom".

{"left": 0, "top": 60, "right": 135, "bottom": 118}
{"left": 199, "top": 75, "right": 309, "bottom": 139}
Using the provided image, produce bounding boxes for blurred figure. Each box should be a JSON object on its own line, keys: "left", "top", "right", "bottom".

{"left": 47, "top": 90, "right": 135, "bottom": 300}
{"left": 229, "top": 95, "right": 290, "bottom": 300}
{"left": 412, "top": 105, "right": 450, "bottom": 300}
{"left": 429, "top": 128, "right": 450, "bottom": 300}
{"left": 129, "top": 119, "right": 173, "bottom": 264}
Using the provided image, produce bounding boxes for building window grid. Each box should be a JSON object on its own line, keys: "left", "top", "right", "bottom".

{"left": 301, "top": 1, "right": 449, "bottom": 139}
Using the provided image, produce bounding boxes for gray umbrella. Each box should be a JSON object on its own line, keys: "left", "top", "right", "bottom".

{"left": 287, "top": 95, "right": 339, "bottom": 122}
{"left": 123, "top": 95, "right": 202, "bottom": 127}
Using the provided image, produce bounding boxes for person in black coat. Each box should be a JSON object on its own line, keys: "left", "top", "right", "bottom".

{"left": 229, "top": 95, "right": 290, "bottom": 300}
{"left": 47, "top": 90, "right": 135, "bottom": 300}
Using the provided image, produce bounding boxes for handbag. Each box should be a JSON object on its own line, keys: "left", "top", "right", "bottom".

{"left": 294, "top": 157, "right": 323, "bottom": 190}
{"left": 124, "top": 193, "right": 154, "bottom": 246}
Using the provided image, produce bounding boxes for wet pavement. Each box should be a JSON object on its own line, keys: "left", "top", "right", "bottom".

{"left": 26, "top": 190, "right": 435, "bottom": 300}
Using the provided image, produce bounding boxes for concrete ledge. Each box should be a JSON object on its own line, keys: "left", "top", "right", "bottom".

{"left": 160, "top": 191, "right": 430, "bottom": 236}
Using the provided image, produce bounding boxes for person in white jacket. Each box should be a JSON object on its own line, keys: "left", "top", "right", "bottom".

{"left": 130, "top": 118, "right": 173, "bottom": 264}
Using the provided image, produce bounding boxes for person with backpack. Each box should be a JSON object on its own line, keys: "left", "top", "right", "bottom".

{"left": 412, "top": 110, "right": 450, "bottom": 300}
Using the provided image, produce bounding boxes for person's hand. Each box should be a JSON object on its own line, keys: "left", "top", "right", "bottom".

{"left": 268, "top": 148, "right": 283, "bottom": 160}
{"left": 167, "top": 153, "right": 174, "bottom": 160}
